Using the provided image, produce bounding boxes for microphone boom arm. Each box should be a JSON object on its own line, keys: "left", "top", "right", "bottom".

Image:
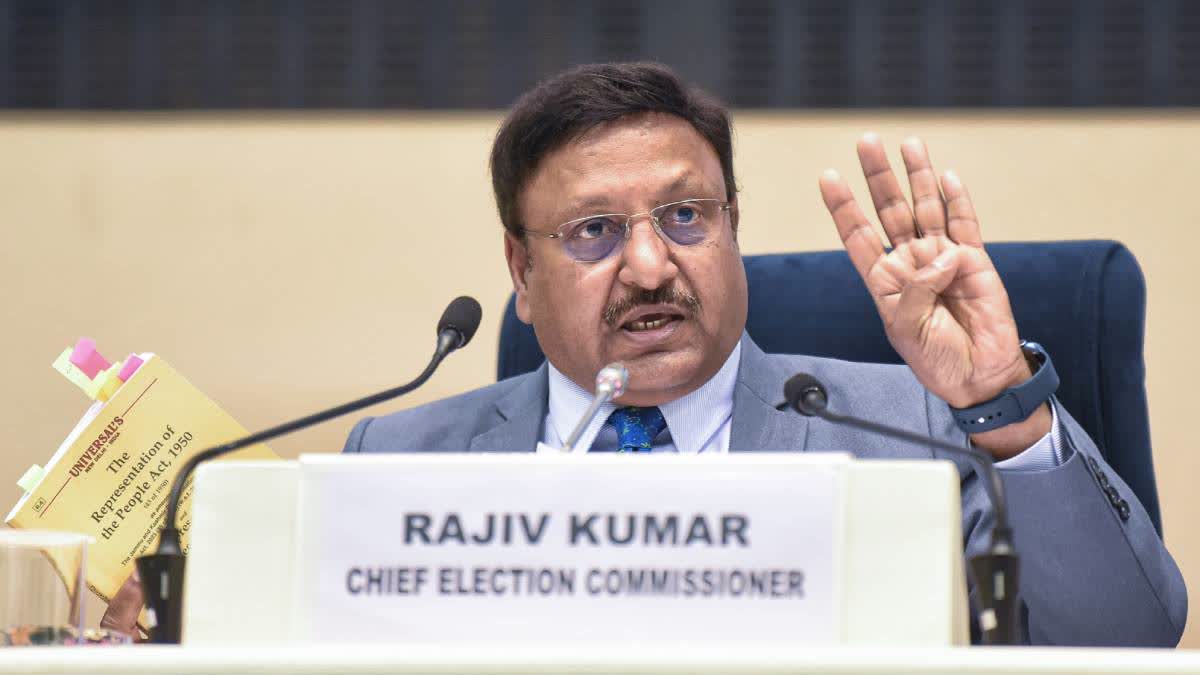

{"left": 561, "top": 393, "right": 610, "bottom": 453}
{"left": 809, "top": 405, "right": 1009, "bottom": 537}
{"left": 784, "top": 375, "right": 1021, "bottom": 645}
{"left": 139, "top": 296, "right": 481, "bottom": 644}
{"left": 160, "top": 339, "right": 451, "bottom": 547}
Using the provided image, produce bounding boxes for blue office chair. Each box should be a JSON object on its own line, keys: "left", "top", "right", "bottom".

{"left": 497, "top": 240, "right": 1162, "bottom": 536}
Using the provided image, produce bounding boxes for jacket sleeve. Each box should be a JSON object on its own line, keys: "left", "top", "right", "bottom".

{"left": 342, "top": 417, "right": 375, "bottom": 454}
{"left": 941, "top": 396, "right": 1187, "bottom": 646}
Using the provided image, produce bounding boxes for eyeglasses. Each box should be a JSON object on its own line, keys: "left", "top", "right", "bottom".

{"left": 522, "top": 198, "right": 733, "bottom": 262}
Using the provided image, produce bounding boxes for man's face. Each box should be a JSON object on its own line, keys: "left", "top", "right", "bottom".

{"left": 505, "top": 113, "right": 748, "bottom": 406}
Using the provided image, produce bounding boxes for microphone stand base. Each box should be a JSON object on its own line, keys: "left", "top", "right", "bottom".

{"left": 136, "top": 552, "right": 186, "bottom": 644}
{"left": 969, "top": 549, "right": 1021, "bottom": 645}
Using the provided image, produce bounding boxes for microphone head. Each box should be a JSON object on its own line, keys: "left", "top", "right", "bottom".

{"left": 437, "top": 296, "right": 483, "bottom": 349}
{"left": 595, "top": 362, "right": 629, "bottom": 400}
{"left": 784, "top": 373, "right": 828, "bottom": 416}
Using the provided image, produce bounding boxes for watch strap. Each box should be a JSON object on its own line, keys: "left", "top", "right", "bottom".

{"left": 950, "top": 342, "right": 1059, "bottom": 434}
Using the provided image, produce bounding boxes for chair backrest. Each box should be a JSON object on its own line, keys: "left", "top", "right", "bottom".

{"left": 497, "top": 240, "right": 1162, "bottom": 535}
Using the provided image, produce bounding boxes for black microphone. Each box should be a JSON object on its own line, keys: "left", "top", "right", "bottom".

{"left": 136, "top": 296, "right": 482, "bottom": 644}
{"left": 783, "top": 373, "right": 1020, "bottom": 646}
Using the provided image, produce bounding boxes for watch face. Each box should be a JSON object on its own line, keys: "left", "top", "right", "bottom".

{"left": 1021, "top": 342, "right": 1048, "bottom": 367}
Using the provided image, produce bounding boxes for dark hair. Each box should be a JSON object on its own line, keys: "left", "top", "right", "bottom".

{"left": 490, "top": 62, "right": 737, "bottom": 236}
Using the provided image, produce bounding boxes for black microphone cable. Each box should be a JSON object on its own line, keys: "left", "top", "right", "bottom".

{"left": 783, "top": 372, "right": 1021, "bottom": 646}
{"left": 137, "top": 296, "right": 482, "bottom": 644}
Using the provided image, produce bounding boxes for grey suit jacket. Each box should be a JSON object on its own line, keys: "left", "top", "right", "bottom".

{"left": 344, "top": 334, "right": 1187, "bottom": 646}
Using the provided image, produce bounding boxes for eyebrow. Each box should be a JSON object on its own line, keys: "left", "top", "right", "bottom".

{"left": 555, "top": 174, "right": 711, "bottom": 223}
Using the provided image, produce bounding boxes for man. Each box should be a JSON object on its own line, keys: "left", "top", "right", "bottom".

{"left": 105, "top": 62, "right": 1186, "bottom": 645}
{"left": 346, "top": 61, "right": 1185, "bottom": 646}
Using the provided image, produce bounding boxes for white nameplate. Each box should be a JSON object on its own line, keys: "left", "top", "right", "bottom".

{"left": 293, "top": 453, "right": 849, "bottom": 646}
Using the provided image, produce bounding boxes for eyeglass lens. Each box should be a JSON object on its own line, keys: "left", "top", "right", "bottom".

{"left": 560, "top": 200, "right": 723, "bottom": 262}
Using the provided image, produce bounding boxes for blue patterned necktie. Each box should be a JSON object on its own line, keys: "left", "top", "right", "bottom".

{"left": 605, "top": 406, "right": 668, "bottom": 453}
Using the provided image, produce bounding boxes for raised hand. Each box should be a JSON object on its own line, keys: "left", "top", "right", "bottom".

{"left": 819, "top": 134, "right": 1048, "bottom": 456}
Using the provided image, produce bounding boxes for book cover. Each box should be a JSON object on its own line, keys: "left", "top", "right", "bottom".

{"left": 6, "top": 354, "right": 278, "bottom": 607}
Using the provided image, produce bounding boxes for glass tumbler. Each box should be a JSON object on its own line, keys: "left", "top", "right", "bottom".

{"left": 0, "top": 529, "right": 88, "bottom": 646}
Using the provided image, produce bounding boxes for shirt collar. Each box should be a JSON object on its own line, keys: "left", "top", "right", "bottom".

{"left": 546, "top": 341, "right": 742, "bottom": 453}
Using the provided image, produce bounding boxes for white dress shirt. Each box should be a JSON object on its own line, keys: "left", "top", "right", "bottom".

{"left": 542, "top": 344, "right": 1064, "bottom": 470}
{"left": 544, "top": 343, "right": 742, "bottom": 454}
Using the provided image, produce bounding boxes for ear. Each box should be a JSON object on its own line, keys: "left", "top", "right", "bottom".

{"left": 503, "top": 231, "right": 534, "bottom": 324}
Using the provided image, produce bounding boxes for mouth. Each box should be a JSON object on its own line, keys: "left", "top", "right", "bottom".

{"left": 616, "top": 305, "right": 688, "bottom": 343}
{"left": 623, "top": 313, "right": 683, "bottom": 332}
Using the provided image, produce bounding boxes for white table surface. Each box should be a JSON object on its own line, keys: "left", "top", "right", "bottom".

{"left": 0, "top": 645, "right": 1198, "bottom": 674}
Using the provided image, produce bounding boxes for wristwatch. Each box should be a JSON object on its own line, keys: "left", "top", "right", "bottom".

{"left": 949, "top": 341, "right": 1059, "bottom": 434}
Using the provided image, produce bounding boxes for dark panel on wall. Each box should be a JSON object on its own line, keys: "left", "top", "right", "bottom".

{"left": 797, "top": 1, "right": 853, "bottom": 107}
{"left": 0, "top": 0, "right": 1196, "bottom": 109}
{"left": 1175, "top": 0, "right": 1200, "bottom": 105}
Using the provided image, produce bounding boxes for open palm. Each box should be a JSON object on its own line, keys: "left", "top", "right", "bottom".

{"left": 819, "top": 135, "right": 1026, "bottom": 409}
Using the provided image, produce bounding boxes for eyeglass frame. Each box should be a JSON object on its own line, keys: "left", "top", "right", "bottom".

{"left": 518, "top": 197, "right": 735, "bottom": 263}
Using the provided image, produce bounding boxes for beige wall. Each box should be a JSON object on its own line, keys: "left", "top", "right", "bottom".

{"left": 2, "top": 111, "right": 1197, "bottom": 644}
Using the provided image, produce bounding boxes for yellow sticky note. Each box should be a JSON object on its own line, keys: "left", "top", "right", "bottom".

{"left": 94, "top": 361, "right": 125, "bottom": 402}
{"left": 52, "top": 347, "right": 96, "bottom": 394}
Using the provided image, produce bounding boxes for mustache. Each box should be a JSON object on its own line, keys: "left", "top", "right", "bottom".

{"left": 602, "top": 285, "right": 702, "bottom": 329}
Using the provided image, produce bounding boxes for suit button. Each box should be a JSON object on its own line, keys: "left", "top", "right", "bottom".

{"left": 1097, "top": 471, "right": 1110, "bottom": 488}
{"left": 1117, "top": 500, "right": 1131, "bottom": 521}
{"left": 1104, "top": 485, "right": 1121, "bottom": 504}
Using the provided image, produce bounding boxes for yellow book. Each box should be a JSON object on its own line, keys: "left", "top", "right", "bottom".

{"left": 6, "top": 353, "right": 277, "bottom": 608}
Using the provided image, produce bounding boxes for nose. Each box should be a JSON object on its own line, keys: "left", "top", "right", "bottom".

{"left": 616, "top": 216, "right": 679, "bottom": 290}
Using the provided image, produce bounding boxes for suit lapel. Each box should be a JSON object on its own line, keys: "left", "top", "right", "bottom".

{"left": 729, "top": 335, "right": 811, "bottom": 453}
{"left": 468, "top": 364, "right": 548, "bottom": 453}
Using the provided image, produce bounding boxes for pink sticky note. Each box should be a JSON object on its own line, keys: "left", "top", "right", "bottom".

{"left": 118, "top": 354, "right": 144, "bottom": 382}
{"left": 69, "top": 337, "right": 110, "bottom": 379}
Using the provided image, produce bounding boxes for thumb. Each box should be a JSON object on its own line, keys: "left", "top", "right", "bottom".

{"left": 891, "top": 247, "right": 961, "bottom": 335}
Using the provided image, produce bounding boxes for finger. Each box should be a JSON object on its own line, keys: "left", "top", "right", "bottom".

{"left": 941, "top": 170, "right": 984, "bottom": 248}
{"left": 857, "top": 133, "right": 918, "bottom": 246}
{"left": 891, "top": 247, "right": 961, "bottom": 336}
{"left": 908, "top": 235, "right": 946, "bottom": 270}
{"left": 900, "top": 137, "right": 947, "bottom": 238}
{"left": 820, "top": 168, "right": 886, "bottom": 282}
{"left": 100, "top": 572, "right": 144, "bottom": 637}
